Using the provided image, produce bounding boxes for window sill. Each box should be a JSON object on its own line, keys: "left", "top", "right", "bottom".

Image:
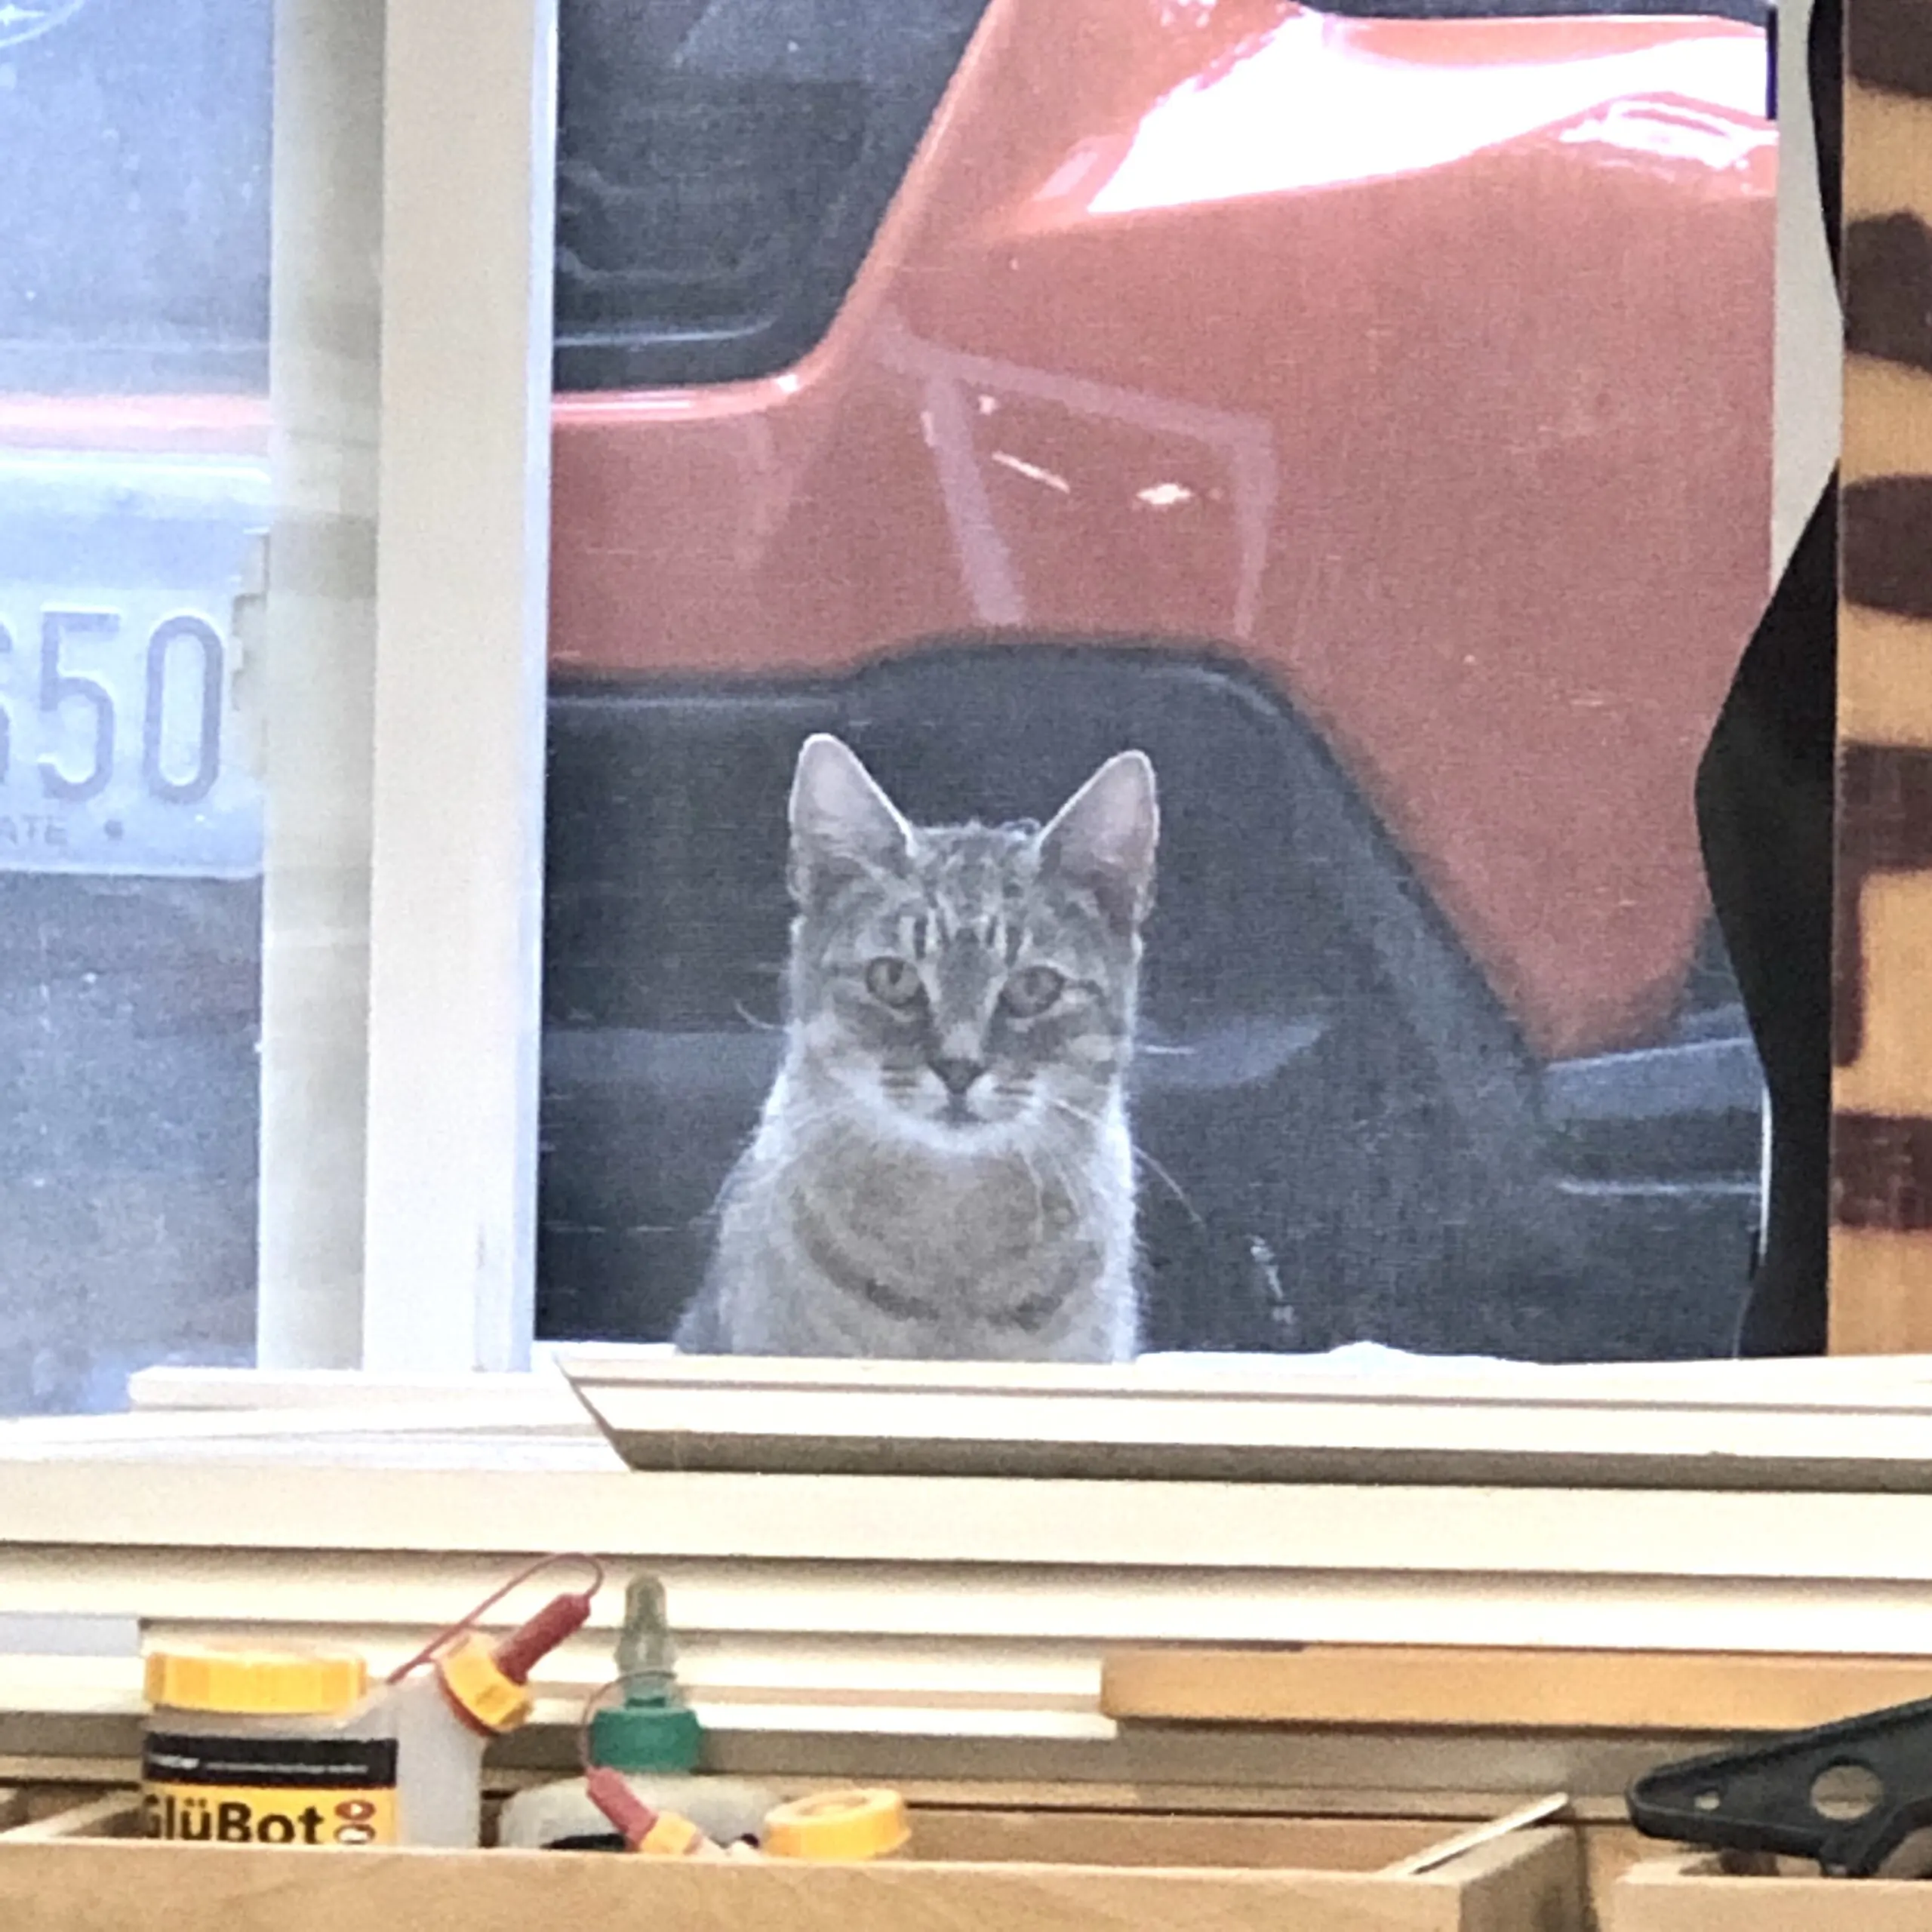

{"left": 7, "top": 1352, "right": 1932, "bottom": 1775}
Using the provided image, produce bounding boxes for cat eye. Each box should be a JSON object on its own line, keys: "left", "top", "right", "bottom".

{"left": 864, "top": 956, "right": 925, "bottom": 1008}
{"left": 1002, "top": 965, "right": 1066, "bottom": 1017}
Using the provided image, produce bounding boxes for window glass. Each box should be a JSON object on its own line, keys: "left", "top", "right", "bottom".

{"left": 0, "top": 0, "right": 272, "bottom": 1413}
{"left": 0, "top": 0, "right": 270, "bottom": 394}
{"left": 0, "top": 0, "right": 1783, "bottom": 1405}
{"left": 553, "top": 0, "right": 996, "bottom": 389}
{"left": 538, "top": 0, "right": 1780, "bottom": 1366}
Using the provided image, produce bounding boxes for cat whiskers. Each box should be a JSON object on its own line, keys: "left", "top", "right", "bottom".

{"left": 1011, "top": 1140, "right": 1051, "bottom": 1248}
{"left": 1029, "top": 1135, "right": 1091, "bottom": 1240}
{"left": 1044, "top": 1094, "right": 1204, "bottom": 1228}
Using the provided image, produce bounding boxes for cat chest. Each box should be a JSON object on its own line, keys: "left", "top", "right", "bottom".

{"left": 783, "top": 1167, "right": 1106, "bottom": 1303}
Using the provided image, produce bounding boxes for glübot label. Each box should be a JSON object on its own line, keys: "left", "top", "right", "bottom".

{"left": 141, "top": 1733, "right": 398, "bottom": 1847}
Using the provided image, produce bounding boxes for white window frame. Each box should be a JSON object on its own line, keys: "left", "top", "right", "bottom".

{"left": 358, "top": 0, "right": 556, "bottom": 1376}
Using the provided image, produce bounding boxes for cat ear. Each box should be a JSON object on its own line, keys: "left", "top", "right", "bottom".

{"left": 788, "top": 734, "right": 913, "bottom": 904}
{"left": 1038, "top": 750, "right": 1158, "bottom": 931}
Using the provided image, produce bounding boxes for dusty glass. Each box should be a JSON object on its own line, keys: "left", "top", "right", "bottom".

{"left": 0, "top": 0, "right": 273, "bottom": 1410}
{"left": 0, "top": 0, "right": 395, "bottom": 1412}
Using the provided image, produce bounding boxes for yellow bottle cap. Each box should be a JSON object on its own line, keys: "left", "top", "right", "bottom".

{"left": 764, "top": 1789, "right": 909, "bottom": 1862}
{"left": 144, "top": 1647, "right": 369, "bottom": 1717}
{"left": 639, "top": 1812, "right": 712, "bottom": 1859}
{"left": 436, "top": 1634, "right": 534, "bottom": 1735}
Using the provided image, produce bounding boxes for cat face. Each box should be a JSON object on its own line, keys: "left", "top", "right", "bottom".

{"left": 783, "top": 736, "right": 1158, "bottom": 1151}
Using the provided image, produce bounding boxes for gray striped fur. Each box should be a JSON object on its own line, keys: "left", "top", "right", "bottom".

{"left": 675, "top": 734, "right": 1157, "bottom": 1361}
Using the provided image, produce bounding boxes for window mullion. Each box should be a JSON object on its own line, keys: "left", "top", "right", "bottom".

{"left": 361, "top": 0, "right": 558, "bottom": 1373}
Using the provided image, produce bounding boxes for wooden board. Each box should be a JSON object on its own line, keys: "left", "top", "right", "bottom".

{"left": 1830, "top": 0, "right": 1932, "bottom": 1349}
{"left": 911, "top": 1805, "right": 1649, "bottom": 1884}
{"left": 907, "top": 1808, "right": 1453, "bottom": 1870}
{"left": 1612, "top": 1854, "right": 1932, "bottom": 1931}
{"left": 0, "top": 1824, "right": 1583, "bottom": 1932}
{"left": 1102, "top": 1644, "right": 1932, "bottom": 1730}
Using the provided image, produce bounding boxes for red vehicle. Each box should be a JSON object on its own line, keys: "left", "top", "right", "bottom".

{"left": 0, "top": 0, "right": 1775, "bottom": 1401}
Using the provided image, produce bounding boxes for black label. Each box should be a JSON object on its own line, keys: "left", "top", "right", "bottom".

{"left": 143, "top": 1731, "right": 398, "bottom": 1790}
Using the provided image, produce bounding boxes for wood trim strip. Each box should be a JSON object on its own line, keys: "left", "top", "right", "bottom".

{"left": 1829, "top": 1228, "right": 1932, "bottom": 1351}
{"left": 1100, "top": 1645, "right": 1932, "bottom": 1733}
{"left": 1843, "top": 84, "right": 1932, "bottom": 222}
{"left": 1830, "top": 45, "right": 1932, "bottom": 1347}
{"left": 1838, "top": 602, "right": 1932, "bottom": 745}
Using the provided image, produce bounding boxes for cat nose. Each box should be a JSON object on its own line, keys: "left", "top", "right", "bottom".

{"left": 929, "top": 1054, "right": 986, "bottom": 1097}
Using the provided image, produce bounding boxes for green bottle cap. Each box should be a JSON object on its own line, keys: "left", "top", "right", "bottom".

{"left": 589, "top": 1574, "right": 704, "bottom": 1774}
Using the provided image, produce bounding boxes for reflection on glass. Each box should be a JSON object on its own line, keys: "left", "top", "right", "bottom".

{"left": 0, "top": 0, "right": 271, "bottom": 1411}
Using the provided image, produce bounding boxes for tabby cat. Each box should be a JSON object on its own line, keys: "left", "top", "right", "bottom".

{"left": 674, "top": 734, "right": 1158, "bottom": 1361}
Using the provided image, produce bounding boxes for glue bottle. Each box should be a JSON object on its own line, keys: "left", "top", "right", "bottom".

{"left": 495, "top": 1574, "right": 778, "bottom": 1851}
{"left": 141, "top": 1647, "right": 398, "bottom": 1847}
{"left": 386, "top": 1575, "right": 596, "bottom": 1847}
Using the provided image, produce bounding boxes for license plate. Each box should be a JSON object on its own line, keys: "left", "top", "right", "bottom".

{"left": 0, "top": 449, "right": 267, "bottom": 878}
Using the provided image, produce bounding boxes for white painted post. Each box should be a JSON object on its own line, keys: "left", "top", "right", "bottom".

{"left": 361, "top": 0, "right": 557, "bottom": 1371}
